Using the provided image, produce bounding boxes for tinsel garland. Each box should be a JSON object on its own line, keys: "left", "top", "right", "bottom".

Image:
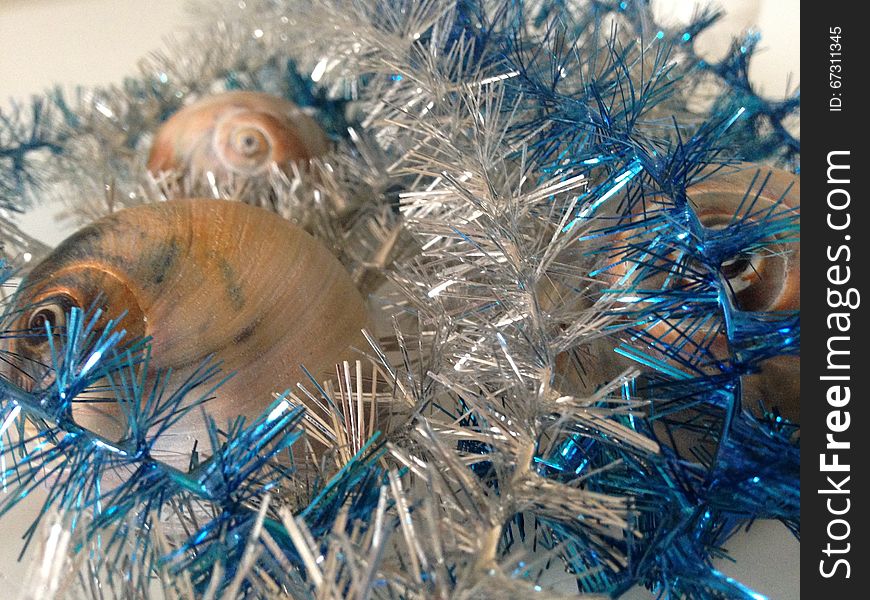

{"left": 0, "top": 1, "right": 798, "bottom": 598}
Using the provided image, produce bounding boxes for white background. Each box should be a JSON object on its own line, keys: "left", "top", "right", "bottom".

{"left": 1, "top": 1, "right": 799, "bottom": 597}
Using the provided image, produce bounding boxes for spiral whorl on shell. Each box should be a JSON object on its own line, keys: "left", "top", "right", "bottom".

{"left": 14, "top": 199, "right": 369, "bottom": 467}
{"left": 685, "top": 166, "right": 800, "bottom": 314}
{"left": 147, "top": 91, "right": 330, "bottom": 179}
{"left": 558, "top": 165, "right": 800, "bottom": 422}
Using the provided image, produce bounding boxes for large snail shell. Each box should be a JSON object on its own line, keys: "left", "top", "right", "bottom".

{"left": 558, "top": 165, "right": 800, "bottom": 422}
{"left": 15, "top": 199, "right": 369, "bottom": 467}
{"left": 147, "top": 91, "right": 330, "bottom": 178}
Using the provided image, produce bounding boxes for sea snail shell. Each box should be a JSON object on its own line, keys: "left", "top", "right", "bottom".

{"left": 607, "top": 166, "right": 800, "bottom": 331}
{"left": 14, "top": 199, "right": 369, "bottom": 468}
{"left": 606, "top": 165, "right": 800, "bottom": 420}
{"left": 147, "top": 91, "right": 330, "bottom": 178}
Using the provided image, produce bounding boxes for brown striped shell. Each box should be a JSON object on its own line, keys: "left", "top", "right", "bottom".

{"left": 685, "top": 166, "right": 800, "bottom": 313}
{"left": 147, "top": 91, "right": 330, "bottom": 178}
{"left": 13, "top": 199, "right": 369, "bottom": 467}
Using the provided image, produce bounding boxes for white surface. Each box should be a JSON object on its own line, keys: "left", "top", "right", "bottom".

{"left": 0, "top": 1, "right": 800, "bottom": 598}
{"left": 0, "top": 0, "right": 193, "bottom": 103}
{"left": 1, "top": 0, "right": 196, "bottom": 247}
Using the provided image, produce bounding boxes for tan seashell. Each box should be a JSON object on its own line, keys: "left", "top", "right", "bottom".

{"left": 685, "top": 166, "right": 800, "bottom": 313}
{"left": 559, "top": 165, "right": 800, "bottom": 422}
{"left": 147, "top": 91, "right": 330, "bottom": 178}
{"left": 13, "top": 199, "right": 369, "bottom": 468}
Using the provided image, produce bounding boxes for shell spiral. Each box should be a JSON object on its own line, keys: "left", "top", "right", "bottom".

{"left": 147, "top": 91, "right": 330, "bottom": 178}
{"left": 608, "top": 166, "right": 800, "bottom": 343}
{"left": 685, "top": 166, "right": 800, "bottom": 314}
{"left": 559, "top": 165, "right": 800, "bottom": 422}
{"left": 15, "top": 199, "right": 369, "bottom": 467}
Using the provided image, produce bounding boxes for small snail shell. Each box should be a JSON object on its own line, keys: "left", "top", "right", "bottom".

{"left": 605, "top": 165, "right": 801, "bottom": 421}
{"left": 14, "top": 199, "right": 369, "bottom": 468}
{"left": 147, "top": 91, "right": 330, "bottom": 178}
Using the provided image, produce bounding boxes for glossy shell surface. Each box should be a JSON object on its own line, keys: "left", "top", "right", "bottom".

{"left": 608, "top": 166, "right": 799, "bottom": 331}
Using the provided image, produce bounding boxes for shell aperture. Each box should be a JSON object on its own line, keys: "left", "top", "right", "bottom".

{"left": 13, "top": 199, "right": 369, "bottom": 467}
